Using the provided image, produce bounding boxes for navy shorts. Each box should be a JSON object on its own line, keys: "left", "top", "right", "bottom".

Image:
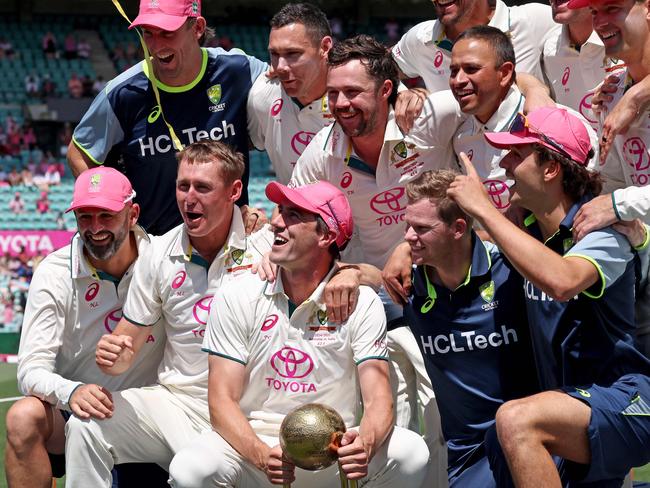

{"left": 562, "top": 374, "right": 650, "bottom": 484}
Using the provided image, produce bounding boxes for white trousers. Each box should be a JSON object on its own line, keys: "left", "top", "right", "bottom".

{"left": 168, "top": 425, "right": 429, "bottom": 488}
{"left": 64, "top": 385, "right": 210, "bottom": 488}
{"left": 388, "top": 326, "right": 447, "bottom": 487}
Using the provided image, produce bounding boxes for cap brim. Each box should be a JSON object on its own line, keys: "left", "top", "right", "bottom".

{"left": 567, "top": 0, "right": 592, "bottom": 9}
{"left": 66, "top": 198, "right": 125, "bottom": 213}
{"left": 129, "top": 13, "right": 187, "bottom": 32}
{"left": 484, "top": 131, "right": 540, "bottom": 150}
{"left": 265, "top": 182, "right": 320, "bottom": 216}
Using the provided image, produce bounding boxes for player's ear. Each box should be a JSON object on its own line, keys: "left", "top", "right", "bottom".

{"left": 128, "top": 203, "right": 140, "bottom": 228}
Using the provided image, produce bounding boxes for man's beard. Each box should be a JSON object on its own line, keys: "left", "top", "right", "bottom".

{"left": 82, "top": 225, "right": 129, "bottom": 261}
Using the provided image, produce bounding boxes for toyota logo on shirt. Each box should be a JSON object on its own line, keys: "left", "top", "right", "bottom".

{"left": 104, "top": 308, "right": 123, "bottom": 333}
{"left": 370, "top": 187, "right": 406, "bottom": 214}
{"left": 270, "top": 346, "right": 314, "bottom": 378}
{"left": 291, "top": 131, "right": 315, "bottom": 156}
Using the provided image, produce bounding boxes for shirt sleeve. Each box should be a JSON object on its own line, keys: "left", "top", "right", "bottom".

{"left": 613, "top": 186, "right": 650, "bottom": 222}
{"left": 565, "top": 227, "right": 634, "bottom": 298}
{"left": 122, "top": 243, "right": 162, "bottom": 326}
{"left": 16, "top": 261, "right": 81, "bottom": 411}
{"left": 392, "top": 23, "right": 428, "bottom": 79}
{"left": 408, "top": 90, "right": 465, "bottom": 149}
{"left": 348, "top": 287, "right": 388, "bottom": 364}
{"left": 511, "top": 3, "right": 561, "bottom": 77}
{"left": 202, "top": 283, "right": 251, "bottom": 365}
{"left": 290, "top": 128, "right": 329, "bottom": 186}
{"left": 72, "top": 87, "right": 125, "bottom": 165}
{"left": 246, "top": 74, "right": 272, "bottom": 151}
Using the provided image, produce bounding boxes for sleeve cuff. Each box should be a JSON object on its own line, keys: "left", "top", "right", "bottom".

{"left": 634, "top": 225, "right": 650, "bottom": 252}
{"left": 611, "top": 191, "right": 622, "bottom": 221}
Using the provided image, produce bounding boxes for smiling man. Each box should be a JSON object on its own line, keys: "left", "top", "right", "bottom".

{"left": 67, "top": 0, "right": 267, "bottom": 235}
{"left": 167, "top": 180, "right": 429, "bottom": 488}
{"left": 247, "top": 3, "right": 335, "bottom": 183}
{"left": 291, "top": 34, "right": 462, "bottom": 487}
{"left": 392, "top": 0, "right": 559, "bottom": 92}
{"left": 5, "top": 167, "right": 166, "bottom": 487}
{"left": 447, "top": 106, "right": 650, "bottom": 486}
{"left": 63, "top": 141, "right": 272, "bottom": 488}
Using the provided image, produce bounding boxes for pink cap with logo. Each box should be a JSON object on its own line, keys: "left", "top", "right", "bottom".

{"left": 266, "top": 180, "right": 354, "bottom": 249}
{"left": 67, "top": 167, "right": 136, "bottom": 213}
{"left": 484, "top": 107, "right": 592, "bottom": 166}
{"left": 129, "top": 0, "right": 201, "bottom": 32}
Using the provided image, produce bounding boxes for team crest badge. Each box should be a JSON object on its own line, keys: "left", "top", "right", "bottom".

{"left": 563, "top": 238, "right": 574, "bottom": 253}
{"left": 231, "top": 249, "right": 244, "bottom": 265}
{"left": 89, "top": 174, "right": 101, "bottom": 192}
{"left": 394, "top": 141, "right": 408, "bottom": 159}
{"left": 208, "top": 85, "right": 222, "bottom": 105}
{"left": 191, "top": 0, "right": 199, "bottom": 14}
{"left": 317, "top": 309, "right": 328, "bottom": 325}
{"left": 479, "top": 281, "right": 495, "bottom": 304}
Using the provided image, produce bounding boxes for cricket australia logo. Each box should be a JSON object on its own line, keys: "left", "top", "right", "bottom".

{"left": 89, "top": 174, "right": 101, "bottom": 192}
{"left": 317, "top": 309, "right": 327, "bottom": 325}
{"left": 394, "top": 141, "right": 408, "bottom": 159}
{"left": 208, "top": 84, "right": 225, "bottom": 112}
{"left": 231, "top": 249, "right": 244, "bottom": 265}
{"left": 480, "top": 280, "right": 498, "bottom": 311}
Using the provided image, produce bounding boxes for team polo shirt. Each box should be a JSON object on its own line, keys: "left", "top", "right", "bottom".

{"left": 247, "top": 76, "right": 334, "bottom": 184}
{"left": 598, "top": 67, "right": 650, "bottom": 218}
{"left": 542, "top": 26, "right": 612, "bottom": 131}
{"left": 202, "top": 267, "right": 388, "bottom": 436}
{"left": 291, "top": 107, "right": 458, "bottom": 269}
{"left": 122, "top": 207, "right": 272, "bottom": 413}
{"left": 404, "top": 235, "right": 538, "bottom": 477}
{"left": 17, "top": 226, "right": 165, "bottom": 411}
{"left": 72, "top": 48, "right": 267, "bottom": 235}
{"left": 391, "top": 0, "right": 559, "bottom": 92}
{"left": 523, "top": 197, "right": 650, "bottom": 390}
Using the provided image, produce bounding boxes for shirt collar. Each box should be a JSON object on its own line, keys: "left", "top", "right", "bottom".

{"left": 264, "top": 262, "right": 339, "bottom": 312}
{"left": 413, "top": 231, "right": 492, "bottom": 295}
{"left": 325, "top": 107, "right": 402, "bottom": 158}
{"left": 170, "top": 206, "right": 247, "bottom": 264}
{"left": 476, "top": 86, "right": 523, "bottom": 133}
{"left": 70, "top": 224, "right": 150, "bottom": 281}
{"left": 523, "top": 195, "right": 592, "bottom": 244}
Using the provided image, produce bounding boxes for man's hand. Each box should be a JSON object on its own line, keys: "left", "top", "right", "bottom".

{"left": 241, "top": 205, "right": 268, "bottom": 235}
{"left": 613, "top": 219, "right": 647, "bottom": 248}
{"left": 324, "top": 265, "right": 361, "bottom": 323}
{"left": 69, "top": 384, "right": 114, "bottom": 420}
{"left": 251, "top": 252, "right": 278, "bottom": 282}
{"left": 572, "top": 194, "right": 617, "bottom": 242}
{"left": 263, "top": 445, "right": 295, "bottom": 485}
{"left": 337, "top": 430, "right": 370, "bottom": 480}
{"left": 394, "top": 88, "right": 428, "bottom": 134}
{"left": 591, "top": 73, "right": 619, "bottom": 116}
{"left": 382, "top": 242, "right": 412, "bottom": 305}
{"left": 447, "top": 152, "right": 494, "bottom": 218}
{"left": 95, "top": 334, "right": 135, "bottom": 374}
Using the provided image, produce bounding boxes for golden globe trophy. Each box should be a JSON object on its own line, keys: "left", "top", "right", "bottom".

{"left": 279, "top": 403, "right": 358, "bottom": 488}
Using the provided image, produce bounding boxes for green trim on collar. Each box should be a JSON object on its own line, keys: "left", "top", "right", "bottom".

{"left": 288, "top": 300, "right": 298, "bottom": 318}
{"left": 524, "top": 213, "right": 537, "bottom": 227}
{"left": 145, "top": 48, "right": 208, "bottom": 93}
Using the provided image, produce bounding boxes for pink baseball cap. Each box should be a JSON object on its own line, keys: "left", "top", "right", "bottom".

{"left": 129, "top": 0, "right": 201, "bottom": 32}
{"left": 484, "top": 107, "right": 592, "bottom": 166}
{"left": 67, "top": 167, "right": 136, "bottom": 213}
{"left": 266, "top": 180, "right": 354, "bottom": 249}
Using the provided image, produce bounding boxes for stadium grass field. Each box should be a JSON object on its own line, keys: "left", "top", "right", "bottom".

{"left": 0, "top": 362, "right": 648, "bottom": 488}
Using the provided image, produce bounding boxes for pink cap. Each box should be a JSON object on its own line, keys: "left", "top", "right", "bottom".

{"left": 266, "top": 180, "right": 354, "bottom": 249}
{"left": 484, "top": 107, "right": 592, "bottom": 166}
{"left": 67, "top": 167, "right": 136, "bottom": 213}
{"left": 129, "top": 0, "right": 201, "bottom": 32}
